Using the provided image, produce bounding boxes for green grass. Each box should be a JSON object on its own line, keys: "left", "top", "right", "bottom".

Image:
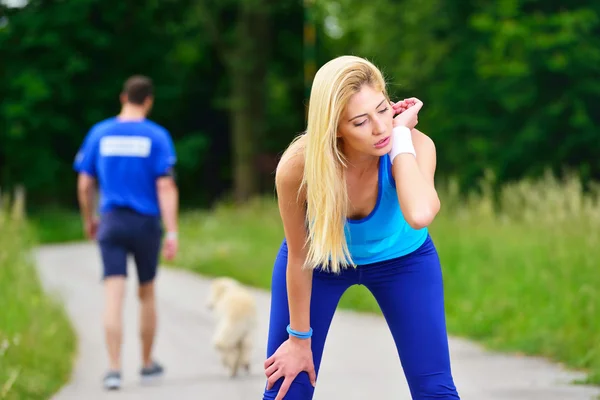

{"left": 28, "top": 208, "right": 83, "bottom": 244}
{"left": 442, "top": 172, "right": 600, "bottom": 384}
{"left": 0, "top": 206, "right": 77, "bottom": 399}
{"left": 30, "top": 172, "right": 600, "bottom": 385}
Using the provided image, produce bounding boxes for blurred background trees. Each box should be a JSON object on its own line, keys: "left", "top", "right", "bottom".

{"left": 1, "top": 0, "right": 599, "bottom": 209}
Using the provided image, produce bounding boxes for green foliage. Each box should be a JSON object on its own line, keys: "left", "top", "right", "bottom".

{"left": 3, "top": 0, "right": 599, "bottom": 207}
{"left": 0, "top": 0, "right": 216, "bottom": 207}
{"left": 317, "top": 0, "right": 600, "bottom": 190}
{"left": 0, "top": 200, "right": 76, "bottom": 399}
{"left": 28, "top": 208, "right": 83, "bottom": 244}
{"left": 433, "top": 172, "right": 600, "bottom": 380}
{"left": 0, "top": 0, "right": 306, "bottom": 208}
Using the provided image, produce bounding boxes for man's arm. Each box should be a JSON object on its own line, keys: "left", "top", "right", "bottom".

{"left": 157, "top": 175, "right": 178, "bottom": 236}
{"left": 74, "top": 130, "right": 99, "bottom": 239}
{"left": 154, "top": 131, "right": 179, "bottom": 260}
{"left": 77, "top": 173, "right": 98, "bottom": 239}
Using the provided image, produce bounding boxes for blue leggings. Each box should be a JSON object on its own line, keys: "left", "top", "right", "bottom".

{"left": 263, "top": 234, "right": 460, "bottom": 399}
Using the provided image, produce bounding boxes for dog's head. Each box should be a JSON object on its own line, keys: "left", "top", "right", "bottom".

{"left": 206, "top": 277, "right": 239, "bottom": 311}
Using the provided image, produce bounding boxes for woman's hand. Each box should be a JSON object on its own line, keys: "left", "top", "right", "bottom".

{"left": 264, "top": 337, "right": 317, "bottom": 400}
{"left": 392, "top": 97, "right": 423, "bottom": 130}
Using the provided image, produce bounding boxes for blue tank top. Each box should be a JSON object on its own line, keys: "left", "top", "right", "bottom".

{"left": 344, "top": 154, "right": 428, "bottom": 265}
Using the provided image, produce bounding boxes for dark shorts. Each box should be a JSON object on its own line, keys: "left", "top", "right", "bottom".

{"left": 97, "top": 207, "right": 163, "bottom": 284}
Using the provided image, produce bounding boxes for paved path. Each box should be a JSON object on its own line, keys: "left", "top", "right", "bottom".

{"left": 35, "top": 242, "right": 600, "bottom": 400}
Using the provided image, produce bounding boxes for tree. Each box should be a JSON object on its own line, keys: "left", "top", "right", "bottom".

{"left": 315, "top": 0, "right": 600, "bottom": 190}
{"left": 189, "top": 0, "right": 303, "bottom": 203}
{"left": 0, "top": 0, "right": 213, "bottom": 206}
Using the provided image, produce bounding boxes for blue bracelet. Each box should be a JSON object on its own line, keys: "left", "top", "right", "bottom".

{"left": 286, "top": 324, "right": 313, "bottom": 339}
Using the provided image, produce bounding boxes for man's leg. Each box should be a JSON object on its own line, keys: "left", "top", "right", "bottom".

{"left": 103, "top": 275, "right": 127, "bottom": 371}
{"left": 132, "top": 215, "right": 163, "bottom": 378}
{"left": 263, "top": 240, "right": 355, "bottom": 400}
{"left": 363, "top": 236, "right": 460, "bottom": 399}
{"left": 138, "top": 281, "right": 156, "bottom": 368}
{"left": 97, "top": 237, "right": 128, "bottom": 390}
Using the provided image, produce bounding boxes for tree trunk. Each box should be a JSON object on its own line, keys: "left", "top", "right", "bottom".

{"left": 227, "top": 2, "right": 271, "bottom": 203}
{"left": 229, "top": 65, "right": 257, "bottom": 204}
{"left": 248, "top": 5, "right": 270, "bottom": 193}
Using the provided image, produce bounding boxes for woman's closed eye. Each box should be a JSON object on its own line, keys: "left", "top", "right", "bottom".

{"left": 353, "top": 107, "right": 389, "bottom": 127}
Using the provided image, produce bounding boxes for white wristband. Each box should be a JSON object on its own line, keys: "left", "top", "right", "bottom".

{"left": 166, "top": 231, "right": 178, "bottom": 240}
{"left": 389, "top": 125, "right": 416, "bottom": 162}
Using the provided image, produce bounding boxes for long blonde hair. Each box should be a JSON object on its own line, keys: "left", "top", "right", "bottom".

{"left": 292, "top": 55, "right": 389, "bottom": 273}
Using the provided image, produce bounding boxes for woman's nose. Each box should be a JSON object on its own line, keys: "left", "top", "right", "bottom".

{"left": 373, "top": 115, "right": 387, "bottom": 135}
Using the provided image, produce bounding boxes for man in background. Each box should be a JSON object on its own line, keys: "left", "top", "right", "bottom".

{"left": 73, "top": 75, "right": 179, "bottom": 390}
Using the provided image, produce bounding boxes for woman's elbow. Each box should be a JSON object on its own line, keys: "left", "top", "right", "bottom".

{"left": 406, "top": 197, "right": 441, "bottom": 230}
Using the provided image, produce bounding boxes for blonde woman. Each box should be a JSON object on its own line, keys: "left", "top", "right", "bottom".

{"left": 262, "top": 55, "right": 460, "bottom": 400}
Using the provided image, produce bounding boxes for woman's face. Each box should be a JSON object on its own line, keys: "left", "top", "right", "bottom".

{"left": 337, "top": 84, "right": 394, "bottom": 159}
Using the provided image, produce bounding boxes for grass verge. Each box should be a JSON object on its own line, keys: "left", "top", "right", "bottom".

{"left": 28, "top": 208, "right": 82, "bottom": 244}
{"left": 0, "top": 197, "right": 77, "bottom": 399}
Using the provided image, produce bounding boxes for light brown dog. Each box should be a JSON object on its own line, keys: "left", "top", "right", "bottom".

{"left": 206, "top": 277, "right": 258, "bottom": 377}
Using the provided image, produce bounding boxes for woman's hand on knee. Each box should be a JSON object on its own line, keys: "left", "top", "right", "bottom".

{"left": 264, "top": 337, "right": 316, "bottom": 399}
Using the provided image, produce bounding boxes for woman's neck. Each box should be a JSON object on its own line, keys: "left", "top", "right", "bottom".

{"left": 340, "top": 142, "right": 379, "bottom": 175}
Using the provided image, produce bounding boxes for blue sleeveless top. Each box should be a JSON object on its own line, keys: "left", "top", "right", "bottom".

{"left": 344, "top": 154, "right": 428, "bottom": 265}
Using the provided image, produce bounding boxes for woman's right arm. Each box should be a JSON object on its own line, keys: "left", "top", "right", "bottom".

{"left": 275, "top": 149, "right": 313, "bottom": 339}
{"left": 265, "top": 145, "right": 317, "bottom": 398}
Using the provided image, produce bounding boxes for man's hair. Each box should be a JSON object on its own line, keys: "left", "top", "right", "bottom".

{"left": 122, "top": 75, "right": 153, "bottom": 105}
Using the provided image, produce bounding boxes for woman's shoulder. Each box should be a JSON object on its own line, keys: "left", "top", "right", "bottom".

{"left": 275, "top": 134, "right": 307, "bottom": 201}
{"left": 411, "top": 128, "right": 436, "bottom": 153}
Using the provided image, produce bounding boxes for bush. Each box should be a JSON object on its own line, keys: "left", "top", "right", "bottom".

{"left": 0, "top": 188, "right": 76, "bottom": 400}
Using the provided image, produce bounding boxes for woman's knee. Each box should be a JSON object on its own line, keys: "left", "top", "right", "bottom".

{"left": 263, "top": 372, "right": 315, "bottom": 400}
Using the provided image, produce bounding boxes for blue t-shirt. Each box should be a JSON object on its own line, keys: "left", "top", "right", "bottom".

{"left": 73, "top": 117, "right": 176, "bottom": 216}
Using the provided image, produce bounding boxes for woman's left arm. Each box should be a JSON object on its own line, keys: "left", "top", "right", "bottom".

{"left": 391, "top": 128, "right": 440, "bottom": 229}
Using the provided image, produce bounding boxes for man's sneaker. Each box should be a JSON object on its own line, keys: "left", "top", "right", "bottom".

{"left": 140, "top": 361, "right": 164, "bottom": 382}
{"left": 103, "top": 371, "right": 121, "bottom": 390}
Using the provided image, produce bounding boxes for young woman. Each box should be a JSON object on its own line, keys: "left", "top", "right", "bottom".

{"left": 262, "top": 55, "right": 460, "bottom": 400}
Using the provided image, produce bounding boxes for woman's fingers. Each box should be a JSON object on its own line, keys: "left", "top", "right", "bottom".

{"left": 267, "top": 369, "right": 284, "bottom": 390}
{"left": 264, "top": 354, "right": 276, "bottom": 369}
{"left": 265, "top": 361, "right": 279, "bottom": 378}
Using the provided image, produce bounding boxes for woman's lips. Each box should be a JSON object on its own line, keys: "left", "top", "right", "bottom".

{"left": 374, "top": 136, "right": 390, "bottom": 149}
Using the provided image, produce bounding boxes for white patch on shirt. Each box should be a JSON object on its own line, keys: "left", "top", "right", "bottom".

{"left": 100, "top": 136, "right": 151, "bottom": 158}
